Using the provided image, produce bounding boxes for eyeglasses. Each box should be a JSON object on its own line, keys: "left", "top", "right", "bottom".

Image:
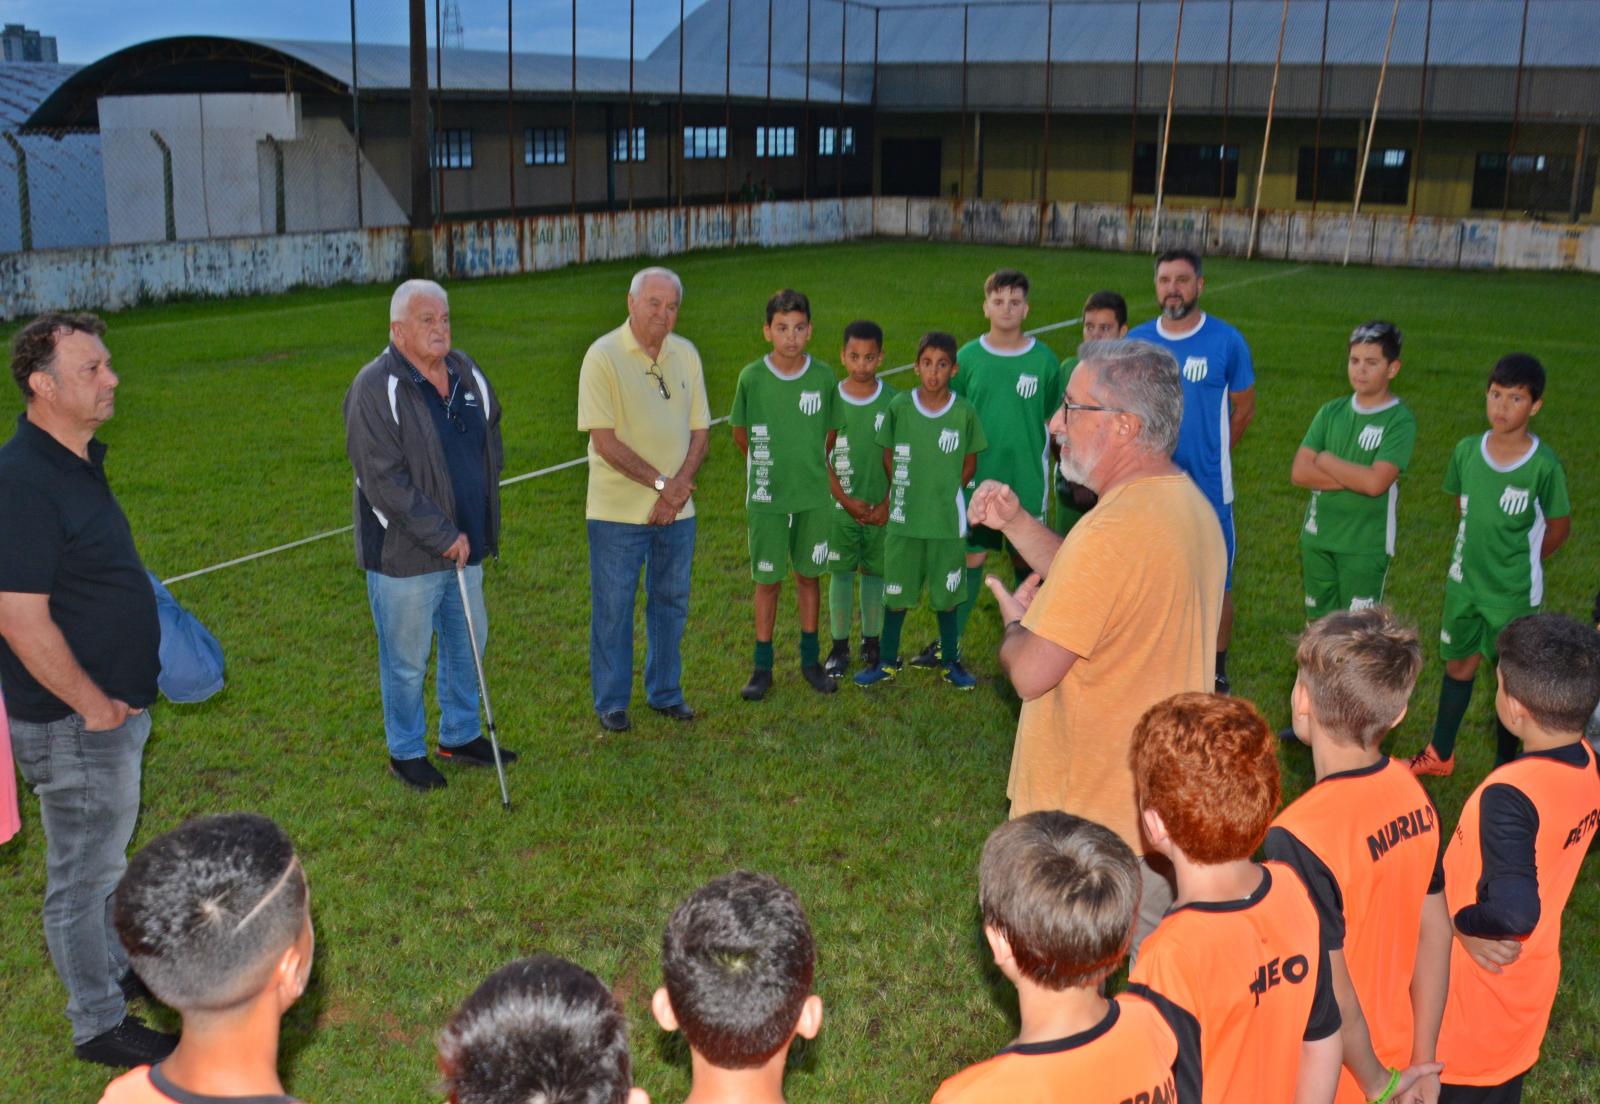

{"left": 1059, "top": 398, "right": 1127, "bottom": 418}
{"left": 646, "top": 363, "right": 671, "bottom": 401}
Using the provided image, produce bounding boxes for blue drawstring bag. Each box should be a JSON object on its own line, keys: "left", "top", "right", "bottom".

{"left": 146, "top": 572, "right": 225, "bottom": 703}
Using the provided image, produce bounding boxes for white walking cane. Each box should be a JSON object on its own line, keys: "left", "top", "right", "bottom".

{"left": 456, "top": 564, "right": 510, "bottom": 810}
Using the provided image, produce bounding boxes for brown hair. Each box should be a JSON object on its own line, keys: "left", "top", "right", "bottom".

{"left": 1295, "top": 608, "right": 1423, "bottom": 750}
{"left": 10, "top": 312, "right": 105, "bottom": 399}
{"left": 1132, "top": 693, "right": 1280, "bottom": 864}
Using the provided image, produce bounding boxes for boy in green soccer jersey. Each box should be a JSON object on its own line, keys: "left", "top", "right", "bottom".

{"left": 730, "top": 289, "right": 848, "bottom": 701}
{"left": 1291, "top": 321, "right": 1417, "bottom": 622}
{"left": 856, "top": 331, "right": 987, "bottom": 690}
{"left": 1051, "top": 290, "right": 1126, "bottom": 536}
{"left": 910, "top": 269, "right": 1061, "bottom": 671}
{"left": 823, "top": 320, "right": 895, "bottom": 679}
{"left": 1410, "top": 354, "right": 1571, "bottom": 778}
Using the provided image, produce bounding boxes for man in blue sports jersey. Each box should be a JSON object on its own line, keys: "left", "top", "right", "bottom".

{"left": 1128, "top": 250, "right": 1255, "bottom": 692}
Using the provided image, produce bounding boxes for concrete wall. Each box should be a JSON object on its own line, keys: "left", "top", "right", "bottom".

{"left": 5, "top": 197, "right": 1596, "bottom": 322}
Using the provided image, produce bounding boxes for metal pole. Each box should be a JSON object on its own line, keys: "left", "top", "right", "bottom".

{"left": 627, "top": 0, "right": 635, "bottom": 212}
{"left": 724, "top": 0, "right": 733, "bottom": 206}
{"left": 434, "top": 0, "right": 444, "bottom": 224}
{"left": 1151, "top": 0, "right": 1186, "bottom": 254}
{"left": 765, "top": 0, "right": 774, "bottom": 189}
{"left": 872, "top": 7, "right": 880, "bottom": 200}
{"left": 1246, "top": 0, "right": 1289, "bottom": 259}
{"left": 1219, "top": 0, "right": 1232, "bottom": 205}
{"left": 1040, "top": 0, "right": 1054, "bottom": 242}
{"left": 1310, "top": 0, "right": 1330, "bottom": 211}
{"left": 409, "top": 0, "right": 431, "bottom": 235}
{"left": 506, "top": 0, "right": 516, "bottom": 221}
{"left": 1128, "top": 1, "right": 1141, "bottom": 205}
{"left": 4, "top": 132, "right": 31, "bottom": 251}
{"left": 455, "top": 566, "right": 510, "bottom": 811}
{"left": 959, "top": 4, "right": 969, "bottom": 201}
{"left": 350, "top": 0, "right": 364, "bottom": 227}
{"left": 678, "top": 0, "right": 686, "bottom": 208}
{"left": 803, "top": 0, "right": 812, "bottom": 200}
{"left": 1501, "top": 0, "right": 1531, "bottom": 220}
{"left": 1570, "top": 125, "right": 1590, "bottom": 224}
{"left": 837, "top": 0, "right": 846, "bottom": 199}
{"left": 1343, "top": 0, "right": 1400, "bottom": 265}
{"left": 1410, "top": 0, "right": 1432, "bottom": 220}
{"left": 569, "top": 0, "right": 577, "bottom": 215}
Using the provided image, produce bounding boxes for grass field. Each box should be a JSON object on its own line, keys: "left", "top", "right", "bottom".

{"left": 2, "top": 240, "right": 1598, "bottom": 1101}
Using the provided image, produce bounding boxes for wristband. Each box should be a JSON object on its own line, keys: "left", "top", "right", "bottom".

{"left": 1369, "top": 1067, "right": 1400, "bottom": 1104}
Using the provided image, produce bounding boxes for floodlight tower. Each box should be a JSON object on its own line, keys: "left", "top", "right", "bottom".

{"left": 443, "top": 0, "right": 464, "bottom": 48}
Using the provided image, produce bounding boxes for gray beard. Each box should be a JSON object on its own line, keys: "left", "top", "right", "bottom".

{"left": 1162, "top": 299, "right": 1196, "bottom": 321}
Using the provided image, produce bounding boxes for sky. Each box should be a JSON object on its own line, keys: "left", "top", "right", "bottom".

{"left": 1, "top": 0, "right": 714, "bottom": 65}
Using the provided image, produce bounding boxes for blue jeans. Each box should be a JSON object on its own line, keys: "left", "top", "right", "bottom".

{"left": 588, "top": 516, "right": 695, "bottom": 715}
{"left": 10, "top": 709, "right": 151, "bottom": 1043}
{"left": 366, "top": 565, "right": 485, "bottom": 760}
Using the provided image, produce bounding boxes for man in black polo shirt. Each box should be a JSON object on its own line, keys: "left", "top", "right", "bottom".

{"left": 345, "top": 279, "right": 517, "bottom": 791}
{"left": 0, "top": 313, "right": 175, "bottom": 1067}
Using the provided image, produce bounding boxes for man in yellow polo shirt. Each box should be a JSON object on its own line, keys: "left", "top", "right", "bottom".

{"left": 578, "top": 267, "right": 711, "bottom": 733}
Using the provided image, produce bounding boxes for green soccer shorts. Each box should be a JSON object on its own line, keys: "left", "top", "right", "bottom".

{"left": 827, "top": 509, "right": 887, "bottom": 577}
{"left": 748, "top": 507, "right": 833, "bottom": 584}
{"left": 1439, "top": 586, "right": 1535, "bottom": 664}
{"left": 884, "top": 534, "right": 967, "bottom": 612}
{"left": 1299, "top": 547, "right": 1391, "bottom": 623}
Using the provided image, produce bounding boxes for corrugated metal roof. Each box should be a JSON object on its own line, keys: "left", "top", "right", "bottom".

{"left": 0, "top": 62, "right": 79, "bottom": 126}
{"left": 0, "top": 62, "right": 107, "bottom": 251}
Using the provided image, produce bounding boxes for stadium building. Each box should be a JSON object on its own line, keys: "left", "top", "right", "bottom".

{"left": 13, "top": 0, "right": 1600, "bottom": 249}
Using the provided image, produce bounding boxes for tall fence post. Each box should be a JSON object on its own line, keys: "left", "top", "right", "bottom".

{"left": 1343, "top": 0, "right": 1401, "bottom": 265}
{"left": 570, "top": 0, "right": 578, "bottom": 216}
{"left": 1127, "top": 1, "right": 1142, "bottom": 205}
{"left": 959, "top": 4, "right": 969, "bottom": 202}
{"left": 1039, "top": 0, "right": 1054, "bottom": 244}
{"left": 149, "top": 130, "right": 176, "bottom": 243}
{"left": 1571, "top": 125, "right": 1591, "bottom": 224}
{"left": 1246, "top": 0, "right": 1289, "bottom": 260}
{"left": 1410, "top": 0, "right": 1433, "bottom": 221}
{"left": 506, "top": 0, "right": 517, "bottom": 225}
{"left": 3, "top": 132, "right": 31, "bottom": 251}
{"left": 1151, "top": 0, "right": 1186, "bottom": 254}
{"left": 836, "top": 0, "right": 846, "bottom": 200}
{"left": 1310, "top": 0, "right": 1330, "bottom": 212}
{"left": 627, "top": 0, "right": 636, "bottom": 212}
{"left": 1501, "top": 0, "right": 1531, "bottom": 220}
{"left": 1219, "top": 0, "right": 1233, "bottom": 207}
{"left": 349, "top": 0, "right": 364, "bottom": 228}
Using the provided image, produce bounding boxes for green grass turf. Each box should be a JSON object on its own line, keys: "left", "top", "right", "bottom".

{"left": 1, "top": 240, "right": 1597, "bottom": 1100}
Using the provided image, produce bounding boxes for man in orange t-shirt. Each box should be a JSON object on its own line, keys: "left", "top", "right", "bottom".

{"left": 971, "top": 339, "right": 1225, "bottom": 949}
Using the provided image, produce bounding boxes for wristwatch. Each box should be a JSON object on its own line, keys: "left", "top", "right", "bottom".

{"left": 653, "top": 474, "right": 667, "bottom": 492}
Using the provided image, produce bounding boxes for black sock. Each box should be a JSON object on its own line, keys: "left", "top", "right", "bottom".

{"left": 1215, "top": 650, "right": 1228, "bottom": 679}
{"left": 1494, "top": 717, "right": 1520, "bottom": 766}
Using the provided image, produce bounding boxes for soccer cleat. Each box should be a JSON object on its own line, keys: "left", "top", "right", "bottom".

{"left": 1408, "top": 744, "right": 1454, "bottom": 777}
{"left": 801, "top": 662, "right": 839, "bottom": 694}
{"left": 942, "top": 661, "right": 977, "bottom": 691}
{"left": 75, "top": 1016, "right": 179, "bottom": 1068}
{"left": 741, "top": 668, "right": 774, "bottom": 701}
{"left": 1214, "top": 672, "right": 1231, "bottom": 695}
{"left": 861, "top": 636, "right": 880, "bottom": 670}
{"left": 854, "top": 661, "right": 902, "bottom": 687}
{"left": 389, "top": 756, "right": 447, "bottom": 791}
{"left": 438, "top": 736, "right": 519, "bottom": 767}
{"left": 909, "top": 639, "right": 942, "bottom": 669}
{"left": 823, "top": 639, "right": 851, "bottom": 679}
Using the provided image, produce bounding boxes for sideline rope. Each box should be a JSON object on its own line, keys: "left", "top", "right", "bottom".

{"left": 161, "top": 265, "right": 1307, "bottom": 586}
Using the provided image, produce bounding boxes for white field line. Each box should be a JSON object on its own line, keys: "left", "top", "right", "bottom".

{"left": 160, "top": 264, "right": 1308, "bottom": 585}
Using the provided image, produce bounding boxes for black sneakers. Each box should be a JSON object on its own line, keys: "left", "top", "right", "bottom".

{"left": 823, "top": 639, "right": 851, "bottom": 678}
{"left": 801, "top": 663, "right": 838, "bottom": 694}
{"left": 741, "top": 668, "right": 774, "bottom": 701}
{"left": 861, "top": 636, "right": 880, "bottom": 670}
{"left": 437, "top": 737, "right": 519, "bottom": 767}
{"left": 389, "top": 756, "right": 447, "bottom": 791}
{"left": 908, "top": 639, "right": 942, "bottom": 669}
{"left": 75, "top": 1015, "right": 178, "bottom": 1068}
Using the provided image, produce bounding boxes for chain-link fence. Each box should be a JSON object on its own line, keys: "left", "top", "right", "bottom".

{"left": 1, "top": 0, "right": 1596, "bottom": 265}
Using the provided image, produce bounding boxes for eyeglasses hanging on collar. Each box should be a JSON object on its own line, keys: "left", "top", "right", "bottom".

{"left": 646, "top": 362, "right": 671, "bottom": 401}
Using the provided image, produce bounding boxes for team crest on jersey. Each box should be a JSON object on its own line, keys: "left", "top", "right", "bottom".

{"left": 758, "top": 560, "right": 775, "bottom": 573}
{"left": 799, "top": 390, "right": 822, "bottom": 415}
{"left": 1182, "top": 356, "right": 1209, "bottom": 382}
{"left": 937, "top": 429, "right": 960, "bottom": 453}
{"left": 1016, "top": 373, "right": 1039, "bottom": 399}
{"left": 1499, "top": 485, "right": 1531, "bottom": 515}
{"left": 885, "top": 582, "right": 903, "bottom": 595}
{"left": 1350, "top": 596, "right": 1377, "bottom": 611}
{"left": 945, "top": 569, "right": 963, "bottom": 592}
{"left": 874, "top": 412, "right": 885, "bottom": 431}
{"left": 1358, "top": 425, "right": 1384, "bottom": 450}
{"left": 811, "top": 541, "right": 829, "bottom": 565}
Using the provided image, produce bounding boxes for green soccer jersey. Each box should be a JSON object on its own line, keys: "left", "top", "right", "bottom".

{"left": 1299, "top": 394, "right": 1417, "bottom": 555}
{"left": 831, "top": 380, "right": 896, "bottom": 506}
{"left": 952, "top": 335, "right": 1062, "bottom": 519}
{"left": 1443, "top": 432, "right": 1570, "bottom": 608}
{"left": 876, "top": 390, "right": 988, "bottom": 540}
{"left": 729, "top": 355, "right": 844, "bottom": 514}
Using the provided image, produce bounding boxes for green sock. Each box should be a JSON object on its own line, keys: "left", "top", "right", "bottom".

{"left": 938, "top": 608, "right": 961, "bottom": 666}
{"left": 952, "top": 565, "right": 984, "bottom": 641}
{"left": 800, "top": 631, "right": 819, "bottom": 667}
{"left": 754, "top": 640, "right": 775, "bottom": 671}
{"left": 1431, "top": 674, "right": 1474, "bottom": 758}
{"left": 881, "top": 608, "right": 906, "bottom": 665}
{"left": 859, "top": 575, "right": 885, "bottom": 637}
{"left": 828, "top": 572, "right": 853, "bottom": 640}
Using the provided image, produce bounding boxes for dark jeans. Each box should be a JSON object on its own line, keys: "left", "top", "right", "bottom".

{"left": 588, "top": 516, "right": 695, "bottom": 715}
{"left": 10, "top": 709, "right": 150, "bottom": 1043}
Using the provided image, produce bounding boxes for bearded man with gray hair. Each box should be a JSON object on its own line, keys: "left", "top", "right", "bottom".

{"left": 968, "top": 338, "right": 1226, "bottom": 951}
{"left": 345, "top": 279, "right": 516, "bottom": 791}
